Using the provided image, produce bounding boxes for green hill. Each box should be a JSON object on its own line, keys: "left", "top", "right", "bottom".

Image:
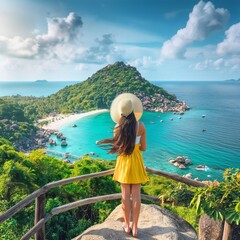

{"left": 46, "top": 61, "right": 188, "bottom": 114}
{"left": 1, "top": 62, "right": 189, "bottom": 121}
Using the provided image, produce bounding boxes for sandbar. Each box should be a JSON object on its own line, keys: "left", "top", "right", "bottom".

{"left": 40, "top": 109, "right": 109, "bottom": 130}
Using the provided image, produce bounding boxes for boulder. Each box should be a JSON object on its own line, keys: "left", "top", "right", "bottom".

{"left": 185, "top": 159, "right": 191, "bottom": 165}
{"left": 176, "top": 156, "right": 185, "bottom": 163}
{"left": 179, "top": 164, "right": 186, "bottom": 169}
{"left": 73, "top": 204, "right": 197, "bottom": 240}
{"left": 61, "top": 140, "right": 68, "bottom": 146}
{"left": 183, "top": 173, "right": 193, "bottom": 179}
{"left": 173, "top": 162, "right": 180, "bottom": 167}
{"left": 168, "top": 158, "right": 176, "bottom": 163}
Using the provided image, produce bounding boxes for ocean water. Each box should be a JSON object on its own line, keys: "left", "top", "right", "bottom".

{"left": 47, "top": 81, "right": 240, "bottom": 181}
{"left": 0, "top": 81, "right": 78, "bottom": 97}
{"left": 1, "top": 80, "right": 239, "bottom": 180}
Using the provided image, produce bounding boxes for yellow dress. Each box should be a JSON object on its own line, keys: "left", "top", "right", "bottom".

{"left": 113, "top": 143, "right": 149, "bottom": 184}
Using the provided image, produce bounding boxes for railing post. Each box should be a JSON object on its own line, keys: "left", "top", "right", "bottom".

{"left": 35, "top": 194, "right": 46, "bottom": 240}
{"left": 222, "top": 220, "right": 231, "bottom": 240}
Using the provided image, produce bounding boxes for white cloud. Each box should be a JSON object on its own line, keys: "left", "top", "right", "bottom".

{"left": 37, "top": 12, "right": 83, "bottom": 45}
{"left": 216, "top": 23, "right": 240, "bottom": 56}
{"left": 0, "top": 12, "right": 83, "bottom": 59}
{"left": 194, "top": 56, "right": 240, "bottom": 71}
{"left": 213, "top": 58, "right": 224, "bottom": 69}
{"left": 75, "top": 63, "right": 89, "bottom": 72}
{"left": 128, "top": 56, "right": 158, "bottom": 70}
{"left": 0, "top": 36, "right": 38, "bottom": 58}
{"left": 194, "top": 59, "right": 213, "bottom": 70}
{"left": 185, "top": 45, "right": 216, "bottom": 59}
{"left": 71, "top": 34, "right": 120, "bottom": 64}
{"left": 0, "top": 13, "right": 126, "bottom": 65}
{"left": 161, "top": 1, "right": 229, "bottom": 59}
{"left": 222, "top": 57, "right": 240, "bottom": 70}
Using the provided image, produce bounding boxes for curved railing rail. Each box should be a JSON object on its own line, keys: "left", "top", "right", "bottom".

{"left": 1, "top": 167, "right": 231, "bottom": 240}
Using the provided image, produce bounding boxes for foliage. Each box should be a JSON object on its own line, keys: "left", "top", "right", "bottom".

{"left": 0, "top": 140, "right": 120, "bottom": 239}
{"left": 142, "top": 174, "right": 178, "bottom": 196}
{"left": 0, "top": 98, "right": 37, "bottom": 150}
{"left": 190, "top": 168, "right": 240, "bottom": 225}
{"left": 165, "top": 205, "right": 199, "bottom": 231}
{"left": 1, "top": 62, "right": 178, "bottom": 120}
{"left": 142, "top": 174, "right": 198, "bottom": 229}
{"left": 0, "top": 98, "right": 26, "bottom": 122}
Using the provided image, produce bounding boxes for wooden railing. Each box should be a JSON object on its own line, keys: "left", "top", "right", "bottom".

{"left": 0, "top": 167, "right": 214, "bottom": 240}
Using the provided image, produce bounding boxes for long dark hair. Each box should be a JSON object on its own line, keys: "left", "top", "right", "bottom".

{"left": 98, "top": 112, "right": 137, "bottom": 155}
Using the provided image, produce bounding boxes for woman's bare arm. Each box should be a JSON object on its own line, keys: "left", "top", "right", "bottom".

{"left": 140, "top": 122, "right": 146, "bottom": 151}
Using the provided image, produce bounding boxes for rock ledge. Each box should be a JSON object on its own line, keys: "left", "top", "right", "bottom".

{"left": 73, "top": 204, "right": 197, "bottom": 240}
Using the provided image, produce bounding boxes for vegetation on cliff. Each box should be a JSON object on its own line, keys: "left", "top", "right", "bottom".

{"left": 0, "top": 138, "right": 198, "bottom": 239}
{"left": 0, "top": 138, "right": 239, "bottom": 239}
{"left": 0, "top": 99, "right": 37, "bottom": 151}
{"left": 1, "top": 62, "right": 188, "bottom": 121}
{"left": 0, "top": 62, "right": 189, "bottom": 150}
{"left": 0, "top": 139, "right": 119, "bottom": 239}
{"left": 46, "top": 61, "right": 180, "bottom": 113}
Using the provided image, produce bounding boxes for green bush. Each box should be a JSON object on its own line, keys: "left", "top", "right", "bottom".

{"left": 191, "top": 168, "right": 240, "bottom": 225}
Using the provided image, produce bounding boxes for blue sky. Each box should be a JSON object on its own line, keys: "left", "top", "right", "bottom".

{"left": 0, "top": 0, "right": 239, "bottom": 81}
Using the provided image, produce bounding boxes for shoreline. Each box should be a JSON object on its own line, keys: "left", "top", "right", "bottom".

{"left": 40, "top": 109, "right": 109, "bottom": 130}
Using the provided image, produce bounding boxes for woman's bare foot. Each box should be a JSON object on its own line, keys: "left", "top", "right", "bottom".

{"left": 122, "top": 224, "right": 131, "bottom": 235}
{"left": 132, "top": 229, "right": 138, "bottom": 237}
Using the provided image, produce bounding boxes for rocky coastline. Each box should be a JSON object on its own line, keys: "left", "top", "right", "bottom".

{"left": 137, "top": 92, "right": 190, "bottom": 114}
{"left": 5, "top": 97, "right": 190, "bottom": 156}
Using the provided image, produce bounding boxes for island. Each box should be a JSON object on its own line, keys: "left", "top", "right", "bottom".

{"left": 224, "top": 79, "right": 240, "bottom": 83}
{"left": 35, "top": 80, "right": 48, "bottom": 83}
{"left": 1, "top": 61, "right": 190, "bottom": 152}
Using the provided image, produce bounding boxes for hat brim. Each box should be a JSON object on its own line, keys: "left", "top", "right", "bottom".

{"left": 110, "top": 93, "right": 143, "bottom": 123}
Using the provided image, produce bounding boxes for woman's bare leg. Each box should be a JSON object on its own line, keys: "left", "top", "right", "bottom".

{"left": 131, "top": 184, "right": 141, "bottom": 237}
{"left": 120, "top": 183, "right": 131, "bottom": 233}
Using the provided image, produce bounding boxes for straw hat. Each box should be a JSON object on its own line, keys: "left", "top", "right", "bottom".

{"left": 110, "top": 93, "right": 143, "bottom": 123}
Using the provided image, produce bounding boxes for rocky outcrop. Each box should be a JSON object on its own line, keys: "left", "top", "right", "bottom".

{"left": 73, "top": 204, "right": 197, "bottom": 240}
{"left": 168, "top": 156, "right": 192, "bottom": 169}
{"left": 137, "top": 92, "right": 190, "bottom": 113}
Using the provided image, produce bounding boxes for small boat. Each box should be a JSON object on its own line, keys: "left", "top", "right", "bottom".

{"left": 202, "top": 115, "right": 206, "bottom": 118}
{"left": 195, "top": 164, "right": 209, "bottom": 171}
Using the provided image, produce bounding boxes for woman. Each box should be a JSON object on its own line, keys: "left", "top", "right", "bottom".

{"left": 97, "top": 93, "right": 149, "bottom": 237}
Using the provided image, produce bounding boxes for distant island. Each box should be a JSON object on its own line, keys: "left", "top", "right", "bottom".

{"left": 35, "top": 80, "right": 48, "bottom": 83}
{"left": 224, "top": 79, "right": 240, "bottom": 82}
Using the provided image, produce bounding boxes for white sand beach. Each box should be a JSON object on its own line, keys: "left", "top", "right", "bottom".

{"left": 40, "top": 109, "right": 109, "bottom": 130}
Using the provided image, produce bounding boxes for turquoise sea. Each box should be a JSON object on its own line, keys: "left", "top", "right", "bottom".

{"left": 0, "top": 81, "right": 78, "bottom": 97}
{"left": 1, "top": 81, "right": 239, "bottom": 180}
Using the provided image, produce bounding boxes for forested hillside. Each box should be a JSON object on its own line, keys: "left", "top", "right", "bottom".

{"left": 1, "top": 62, "right": 188, "bottom": 121}
{"left": 47, "top": 61, "right": 178, "bottom": 112}
{"left": 0, "top": 138, "right": 119, "bottom": 239}
{"left": 0, "top": 138, "right": 199, "bottom": 239}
